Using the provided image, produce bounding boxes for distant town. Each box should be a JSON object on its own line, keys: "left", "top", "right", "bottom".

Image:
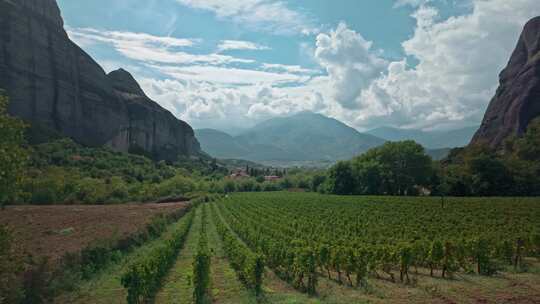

{"left": 228, "top": 166, "right": 285, "bottom": 181}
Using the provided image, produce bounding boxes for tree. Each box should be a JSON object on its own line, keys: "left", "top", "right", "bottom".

{"left": 376, "top": 141, "right": 432, "bottom": 195}
{"left": 506, "top": 118, "right": 540, "bottom": 195}
{"left": 310, "top": 173, "right": 326, "bottom": 192}
{"left": 0, "top": 92, "right": 28, "bottom": 208}
{"left": 326, "top": 161, "right": 355, "bottom": 195}
{"left": 224, "top": 180, "right": 236, "bottom": 193}
{"left": 351, "top": 158, "right": 383, "bottom": 195}
{"left": 344, "top": 141, "right": 433, "bottom": 196}
{"left": 469, "top": 154, "right": 513, "bottom": 196}
{"left": 514, "top": 118, "right": 540, "bottom": 162}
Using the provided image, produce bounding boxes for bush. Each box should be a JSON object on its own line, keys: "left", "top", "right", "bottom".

{"left": 0, "top": 92, "right": 28, "bottom": 206}
{"left": 76, "top": 178, "right": 108, "bottom": 204}
{"left": 121, "top": 211, "right": 194, "bottom": 303}
{"left": 0, "top": 225, "right": 24, "bottom": 303}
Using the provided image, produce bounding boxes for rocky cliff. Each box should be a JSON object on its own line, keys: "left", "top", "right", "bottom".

{"left": 0, "top": 0, "right": 200, "bottom": 161}
{"left": 471, "top": 16, "right": 540, "bottom": 147}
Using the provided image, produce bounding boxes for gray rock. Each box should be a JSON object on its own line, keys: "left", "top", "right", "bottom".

{"left": 471, "top": 16, "right": 540, "bottom": 147}
{"left": 0, "top": 0, "right": 200, "bottom": 161}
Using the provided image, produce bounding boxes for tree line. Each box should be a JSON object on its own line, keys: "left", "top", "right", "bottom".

{"left": 321, "top": 119, "right": 540, "bottom": 196}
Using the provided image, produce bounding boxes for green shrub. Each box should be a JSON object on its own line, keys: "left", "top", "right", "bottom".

{"left": 0, "top": 225, "right": 24, "bottom": 303}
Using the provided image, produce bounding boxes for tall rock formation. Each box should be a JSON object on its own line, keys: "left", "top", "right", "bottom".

{"left": 0, "top": 0, "right": 200, "bottom": 161}
{"left": 471, "top": 16, "right": 540, "bottom": 147}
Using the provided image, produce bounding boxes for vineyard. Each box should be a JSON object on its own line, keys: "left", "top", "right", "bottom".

{"left": 58, "top": 192, "right": 540, "bottom": 304}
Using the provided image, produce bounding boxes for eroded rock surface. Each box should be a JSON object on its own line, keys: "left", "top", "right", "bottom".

{"left": 0, "top": 0, "right": 200, "bottom": 160}
{"left": 471, "top": 17, "right": 540, "bottom": 147}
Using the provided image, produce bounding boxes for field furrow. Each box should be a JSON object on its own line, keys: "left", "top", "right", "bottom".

{"left": 211, "top": 202, "right": 321, "bottom": 304}
{"left": 205, "top": 203, "right": 256, "bottom": 304}
{"left": 154, "top": 206, "right": 202, "bottom": 304}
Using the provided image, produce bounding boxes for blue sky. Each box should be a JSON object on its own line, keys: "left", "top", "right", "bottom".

{"left": 58, "top": 0, "right": 540, "bottom": 133}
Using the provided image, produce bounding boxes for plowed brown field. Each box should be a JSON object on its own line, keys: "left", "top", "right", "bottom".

{"left": 0, "top": 202, "right": 189, "bottom": 263}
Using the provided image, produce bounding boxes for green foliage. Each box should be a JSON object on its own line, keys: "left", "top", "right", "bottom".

{"left": 471, "top": 238, "right": 497, "bottom": 275}
{"left": 429, "top": 240, "right": 444, "bottom": 276}
{"left": 399, "top": 244, "right": 413, "bottom": 282}
{"left": 210, "top": 204, "right": 264, "bottom": 295}
{"left": 121, "top": 210, "right": 194, "bottom": 304}
{"left": 326, "top": 141, "right": 433, "bottom": 195}
{"left": 310, "top": 173, "right": 326, "bottom": 192}
{"left": 0, "top": 92, "right": 28, "bottom": 206}
{"left": 441, "top": 120, "right": 540, "bottom": 196}
{"left": 14, "top": 138, "right": 226, "bottom": 204}
{"left": 193, "top": 206, "right": 211, "bottom": 304}
{"left": 325, "top": 161, "right": 355, "bottom": 195}
{"left": 214, "top": 191, "right": 540, "bottom": 297}
{"left": 224, "top": 180, "right": 236, "bottom": 193}
{"left": 514, "top": 118, "right": 540, "bottom": 162}
{"left": 0, "top": 225, "right": 25, "bottom": 304}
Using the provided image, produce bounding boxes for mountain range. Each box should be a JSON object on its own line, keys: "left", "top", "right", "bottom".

{"left": 196, "top": 112, "right": 385, "bottom": 163}
{"left": 366, "top": 126, "right": 479, "bottom": 149}
{"left": 196, "top": 112, "right": 476, "bottom": 164}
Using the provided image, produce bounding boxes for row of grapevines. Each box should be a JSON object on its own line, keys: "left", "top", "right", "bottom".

{"left": 216, "top": 193, "right": 540, "bottom": 294}
{"left": 210, "top": 203, "right": 264, "bottom": 295}
{"left": 216, "top": 200, "right": 318, "bottom": 293}
{"left": 121, "top": 208, "right": 195, "bottom": 304}
{"left": 225, "top": 193, "right": 540, "bottom": 247}
{"left": 193, "top": 204, "right": 211, "bottom": 304}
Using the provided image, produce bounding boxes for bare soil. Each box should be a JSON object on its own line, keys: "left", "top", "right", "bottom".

{"left": 0, "top": 202, "right": 189, "bottom": 263}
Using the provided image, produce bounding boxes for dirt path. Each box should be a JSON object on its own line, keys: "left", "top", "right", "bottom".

{"left": 154, "top": 206, "right": 202, "bottom": 304}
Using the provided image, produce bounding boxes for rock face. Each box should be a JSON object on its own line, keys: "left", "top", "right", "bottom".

{"left": 471, "top": 17, "right": 540, "bottom": 147}
{"left": 0, "top": 0, "right": 200, "bottom": 161}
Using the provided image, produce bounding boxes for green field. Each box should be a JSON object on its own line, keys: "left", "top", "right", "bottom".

{"left": 59, "top": 193, "right": 540, "bottom": 303}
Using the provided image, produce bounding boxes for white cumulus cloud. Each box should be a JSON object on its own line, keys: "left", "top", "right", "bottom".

{"left": 353, "top": 0, "right": 540, "bottom": 130}
{"left": 314, "top": 22, "right": 388, "bottom": 109}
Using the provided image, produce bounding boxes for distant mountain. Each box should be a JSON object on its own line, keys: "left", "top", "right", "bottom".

{"left": 195, "top": 129, "right": 250, "bottom": 159}
{"left": 366, "top": 126, "right": 479, "bottom": 149}
{"left": 196, "top": 112, "right": 385, "bottom": 163}
{"left": 425, "top": 148, "right": 452, "bottom": 161}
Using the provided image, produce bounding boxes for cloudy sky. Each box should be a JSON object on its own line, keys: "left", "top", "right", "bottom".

{"left": 58, "top": 0, "right": 540, "bottom": 133}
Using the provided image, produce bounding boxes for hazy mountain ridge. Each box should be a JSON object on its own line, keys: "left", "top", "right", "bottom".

{"left": 367, "top": 126, "right": 479, "bottom": 149}
{"left": 196, "top": 112, "right": 385, "bottom": 162}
